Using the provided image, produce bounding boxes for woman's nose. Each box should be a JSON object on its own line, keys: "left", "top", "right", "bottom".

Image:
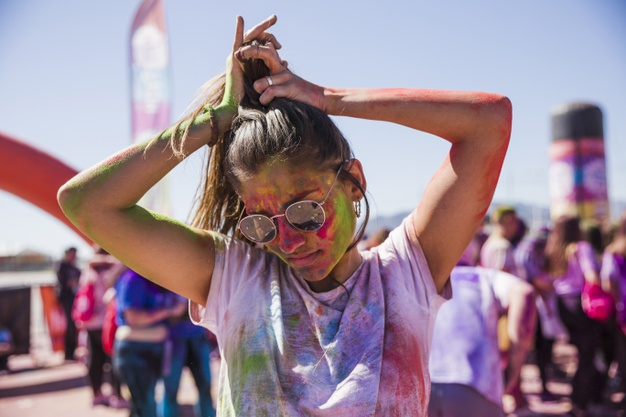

{"left": 275, "top": 217, "right": 305, "bottom": 254}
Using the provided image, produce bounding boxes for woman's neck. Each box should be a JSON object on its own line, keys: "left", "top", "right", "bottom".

{"left": 307, "top": 247, "right": 362, "bottom": 293}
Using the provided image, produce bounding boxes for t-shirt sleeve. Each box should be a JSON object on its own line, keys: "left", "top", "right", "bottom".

{"left": 577, "top": 241, "right": 599, "bottom": 276}
{"left": 381, "top": 215, "right": 452, "bottom": 308}
{"left": 600, "top": 251, "right": 619, "bottom": 286}
{"left": 189, "top": 232, "right": 272, "bottom": 334}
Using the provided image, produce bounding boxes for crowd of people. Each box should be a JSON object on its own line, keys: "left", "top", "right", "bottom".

{"left": 430, "top": 206, "right": 626, "bottom": 416}
{"left": 48, "top": 14, "right": 626, "bottom": 417}
{"left": 55, "top": 246, "right": 217, "bottom": 416}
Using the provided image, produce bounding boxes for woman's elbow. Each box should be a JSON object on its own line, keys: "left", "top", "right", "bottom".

{"left": 489, "top": 94, "right": 513, "bottom": 141}
{"left": 57, "top": 178, "right": 87, "bottom": 224}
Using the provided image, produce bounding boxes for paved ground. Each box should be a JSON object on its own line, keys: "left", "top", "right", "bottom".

{"left": 1, "top": 340, "right": 624, "bottom": 417}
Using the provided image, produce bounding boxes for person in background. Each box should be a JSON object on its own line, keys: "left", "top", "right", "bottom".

{"left": 429, "top": 240, "right": 537, "bottom": 417}
{"left": 580, "top": 218, "right": 617, "bottom": 405}
{"left": 75, "top": 246, "right": 129, "bottom": 408}
{"left": 358, "top": 228, "right": 391, "bottom": 251}
{"left": 161, "top": 294, "right": 216, "bottom": 417}
{"left": 112, "top": 269, "right": 186, "bottom": 417}
{"left": 480, "top": 205, "right": 519, "bottom": 273}
{"left": 56, "top": 246, "right": 81, "bottom": 361}
{"left": 514, "top": 226, "right": 564, "bottom": 402}
{"left": 600, "top": 211, "right": 626, "bottom": 413}
{"left": 545, "top": 215, "right": 602, "bottom": 417}
{"left": 480, "top": 207, "right": 527, "bottom": 409}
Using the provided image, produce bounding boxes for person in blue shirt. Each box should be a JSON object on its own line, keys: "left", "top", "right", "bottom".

{"left": 160, "top": 293, "right": 216, "bottom": 417}
{"left": 112, "top": 269, "right": 185, "bottom": 417}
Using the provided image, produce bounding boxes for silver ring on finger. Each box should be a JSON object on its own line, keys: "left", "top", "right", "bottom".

{"left": 266, "top": 76, "right": 273, "bottom": 86}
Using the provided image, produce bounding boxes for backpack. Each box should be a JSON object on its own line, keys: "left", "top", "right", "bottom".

{"left": 581, "top": 281, "right": 615, "bottom": 322}
{"left": 101, "top": 297, "right": 118, "bottom": 356}
{"left": 72, "top": 281, "right": 95, "bottom": 324}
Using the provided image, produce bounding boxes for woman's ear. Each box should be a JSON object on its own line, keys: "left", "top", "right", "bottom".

{"left": 345, "top": 158, "right": 366, "bottom": 200}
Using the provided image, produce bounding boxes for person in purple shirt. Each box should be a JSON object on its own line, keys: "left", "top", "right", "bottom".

{"left": 544, "top": 215, "right": 602, "bottom": 417}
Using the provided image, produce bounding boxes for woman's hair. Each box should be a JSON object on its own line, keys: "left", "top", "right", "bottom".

{"left": 165, "top": 41, "right": 369, "bottom": 249}
{"left": 544, "top": 214, "right": 581, "bottom": 276}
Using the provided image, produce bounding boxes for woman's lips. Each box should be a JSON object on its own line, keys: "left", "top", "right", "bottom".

{"left": 287, "top": 251, "right": 320, "bottom": 268}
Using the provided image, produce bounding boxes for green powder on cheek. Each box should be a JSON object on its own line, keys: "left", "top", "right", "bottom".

{"left": 327, "top": 194, "right": 356, "bottom": 257}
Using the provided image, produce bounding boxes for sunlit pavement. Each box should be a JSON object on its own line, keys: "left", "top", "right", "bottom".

{"left": 0, "top": 351, "right": 220, "bottom": 417}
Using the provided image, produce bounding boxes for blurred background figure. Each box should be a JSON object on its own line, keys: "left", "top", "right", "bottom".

{"left": 112, "top": 269, "right": 186, "bottom": 417}
{"left": 429, "top": 240, "right": 537, "bottom": 417}
{"left": 55, "top": 246, "right": 80, "bottom": 361}
{"left": 544, "top": 215, "right": 602, "bottom": 417}
{"left": 600, "top": 211, "right": 626, "bottom": 413}
{"left": 73, "top": 246, "right": 129, "bottom": 408}
{"left": 480, "top": 206, "right": 527, "bottom": 409}
{"left": 581, "top": 218, "right": 617, "bottom": 405}
{"left": 161, "top": 294, "right": 216, "bottom": 417}
{"left": 358, "top": 228, "right": 391, "bottom": 251}
{"left": 480, "top": 205, "right": 520, "bottom": 273}
{"left": 515, "top": 226, "right": 565, "bottom": 402}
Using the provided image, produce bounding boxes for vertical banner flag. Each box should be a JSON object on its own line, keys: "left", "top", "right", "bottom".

{"left": 130, "top": 0, "right": 172, "bottom": 214}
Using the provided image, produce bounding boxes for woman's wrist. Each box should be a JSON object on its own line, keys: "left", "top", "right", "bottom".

{"left": 213, "top": 102, "right": 238, "bottom": 136}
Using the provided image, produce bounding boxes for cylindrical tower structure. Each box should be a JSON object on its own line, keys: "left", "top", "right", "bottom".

{"left": 549, "top": 102, "right": 610, "bottom": 223}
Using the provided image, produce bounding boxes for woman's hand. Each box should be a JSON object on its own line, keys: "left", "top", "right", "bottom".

{"left": 234, "top": 23, "right": 327, "bottom": 111}
{"left": 216, "top": 15, "right": 283, "bottom": 129}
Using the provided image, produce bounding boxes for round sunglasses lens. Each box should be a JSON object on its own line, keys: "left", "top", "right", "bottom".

{"left": 286, "top": 201, "right": 325, "bottom": 231}
{"left": 239, "top": 215, "right": 276, "bottom": 242}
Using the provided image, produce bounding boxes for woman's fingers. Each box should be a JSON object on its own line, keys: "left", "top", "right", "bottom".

{"left": 253, "top": 32, "right": 282, "bottom": 50}
{"left": 253, "top": 70, "right": 289, "bottom": 93}
{"left": 232, "top": 16, "right": 245, "bottom": 51}
{"left": 243, "top": 15, "right": 280, "bottom": 47}
{"left": 236, "top": 41, "right": 284, "bottom": 73}
{"left": 222, "top": 16, "right": 245, "bottom": 110}
{"left": 258, "top": 73, "right": 326, "bottom": 111}
{"left": 256, "top": 71, "right": 300, "bottom": 105}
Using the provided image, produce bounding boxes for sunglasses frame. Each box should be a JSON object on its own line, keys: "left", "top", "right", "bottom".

{"left": 238, "top": 166, "right": 343, "bottom": 243}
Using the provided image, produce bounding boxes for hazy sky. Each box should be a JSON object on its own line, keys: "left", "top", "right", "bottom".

{"left": 1, "top": 0, "right": 625, "bottom": 257}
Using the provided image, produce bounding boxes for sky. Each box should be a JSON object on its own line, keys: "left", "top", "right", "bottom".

{"left": 1, "top": 0, "right": 625, "bottom": 259}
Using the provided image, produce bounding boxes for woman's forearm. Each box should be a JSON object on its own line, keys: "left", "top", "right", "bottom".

{"left": 124, "top": 307, "right": 171, "bottom": 327}
{"left": 58, "top": 106, "right": 229, "bottom": 228}
{"left": 323, "top": 87, "right": 511, "bottom": 146}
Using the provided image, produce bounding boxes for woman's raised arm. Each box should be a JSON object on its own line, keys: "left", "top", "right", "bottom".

{"left": 320, "top": 88, "right": 512, "bottom": 292}
{"left": 58, "top": 16, "right": 279, "bottom": 305}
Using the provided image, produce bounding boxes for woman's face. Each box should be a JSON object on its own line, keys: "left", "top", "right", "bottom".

{"left": 237, "top": 160, "right": 357, "bottom": 285}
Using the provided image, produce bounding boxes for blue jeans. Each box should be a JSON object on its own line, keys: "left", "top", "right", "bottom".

{"left": 113, "top": 340, "right": 164, "bottom": 417}
{"left": 429, "top": 383, "right": 505, "bottom": 417}
{"left": 160, "top": 333, "right": 216, "bottom": 417}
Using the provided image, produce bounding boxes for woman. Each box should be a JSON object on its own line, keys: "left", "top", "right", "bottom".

{"left": 600, "top": 212, "right": 626, "bottom": 412}
{"left": 58, "top": 16, "right": 511, "bottom": 416}
{"left": 544, "top": 215, "right": 602, "bottom": 416}
{"left": 74, "top": 246, "right": 127, "bottom": 408}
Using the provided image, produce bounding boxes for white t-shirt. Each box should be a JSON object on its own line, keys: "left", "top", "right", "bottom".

{"left": 480, "top": 234, "right": 516, "bottom": 273}
{"left": 429, "top": 266, "right": 520, "bottom": 407}
{"left": 191, "top": 216, "right": 449, "bottom": 416}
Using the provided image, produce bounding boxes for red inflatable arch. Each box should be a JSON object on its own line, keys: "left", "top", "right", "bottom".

{"left": 0, "top": 131, "right": 92, "bottom": 245}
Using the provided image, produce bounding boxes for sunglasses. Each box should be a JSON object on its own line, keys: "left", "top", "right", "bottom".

{"left": 238, "top": 166, "right": 343, "bottom": 243}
